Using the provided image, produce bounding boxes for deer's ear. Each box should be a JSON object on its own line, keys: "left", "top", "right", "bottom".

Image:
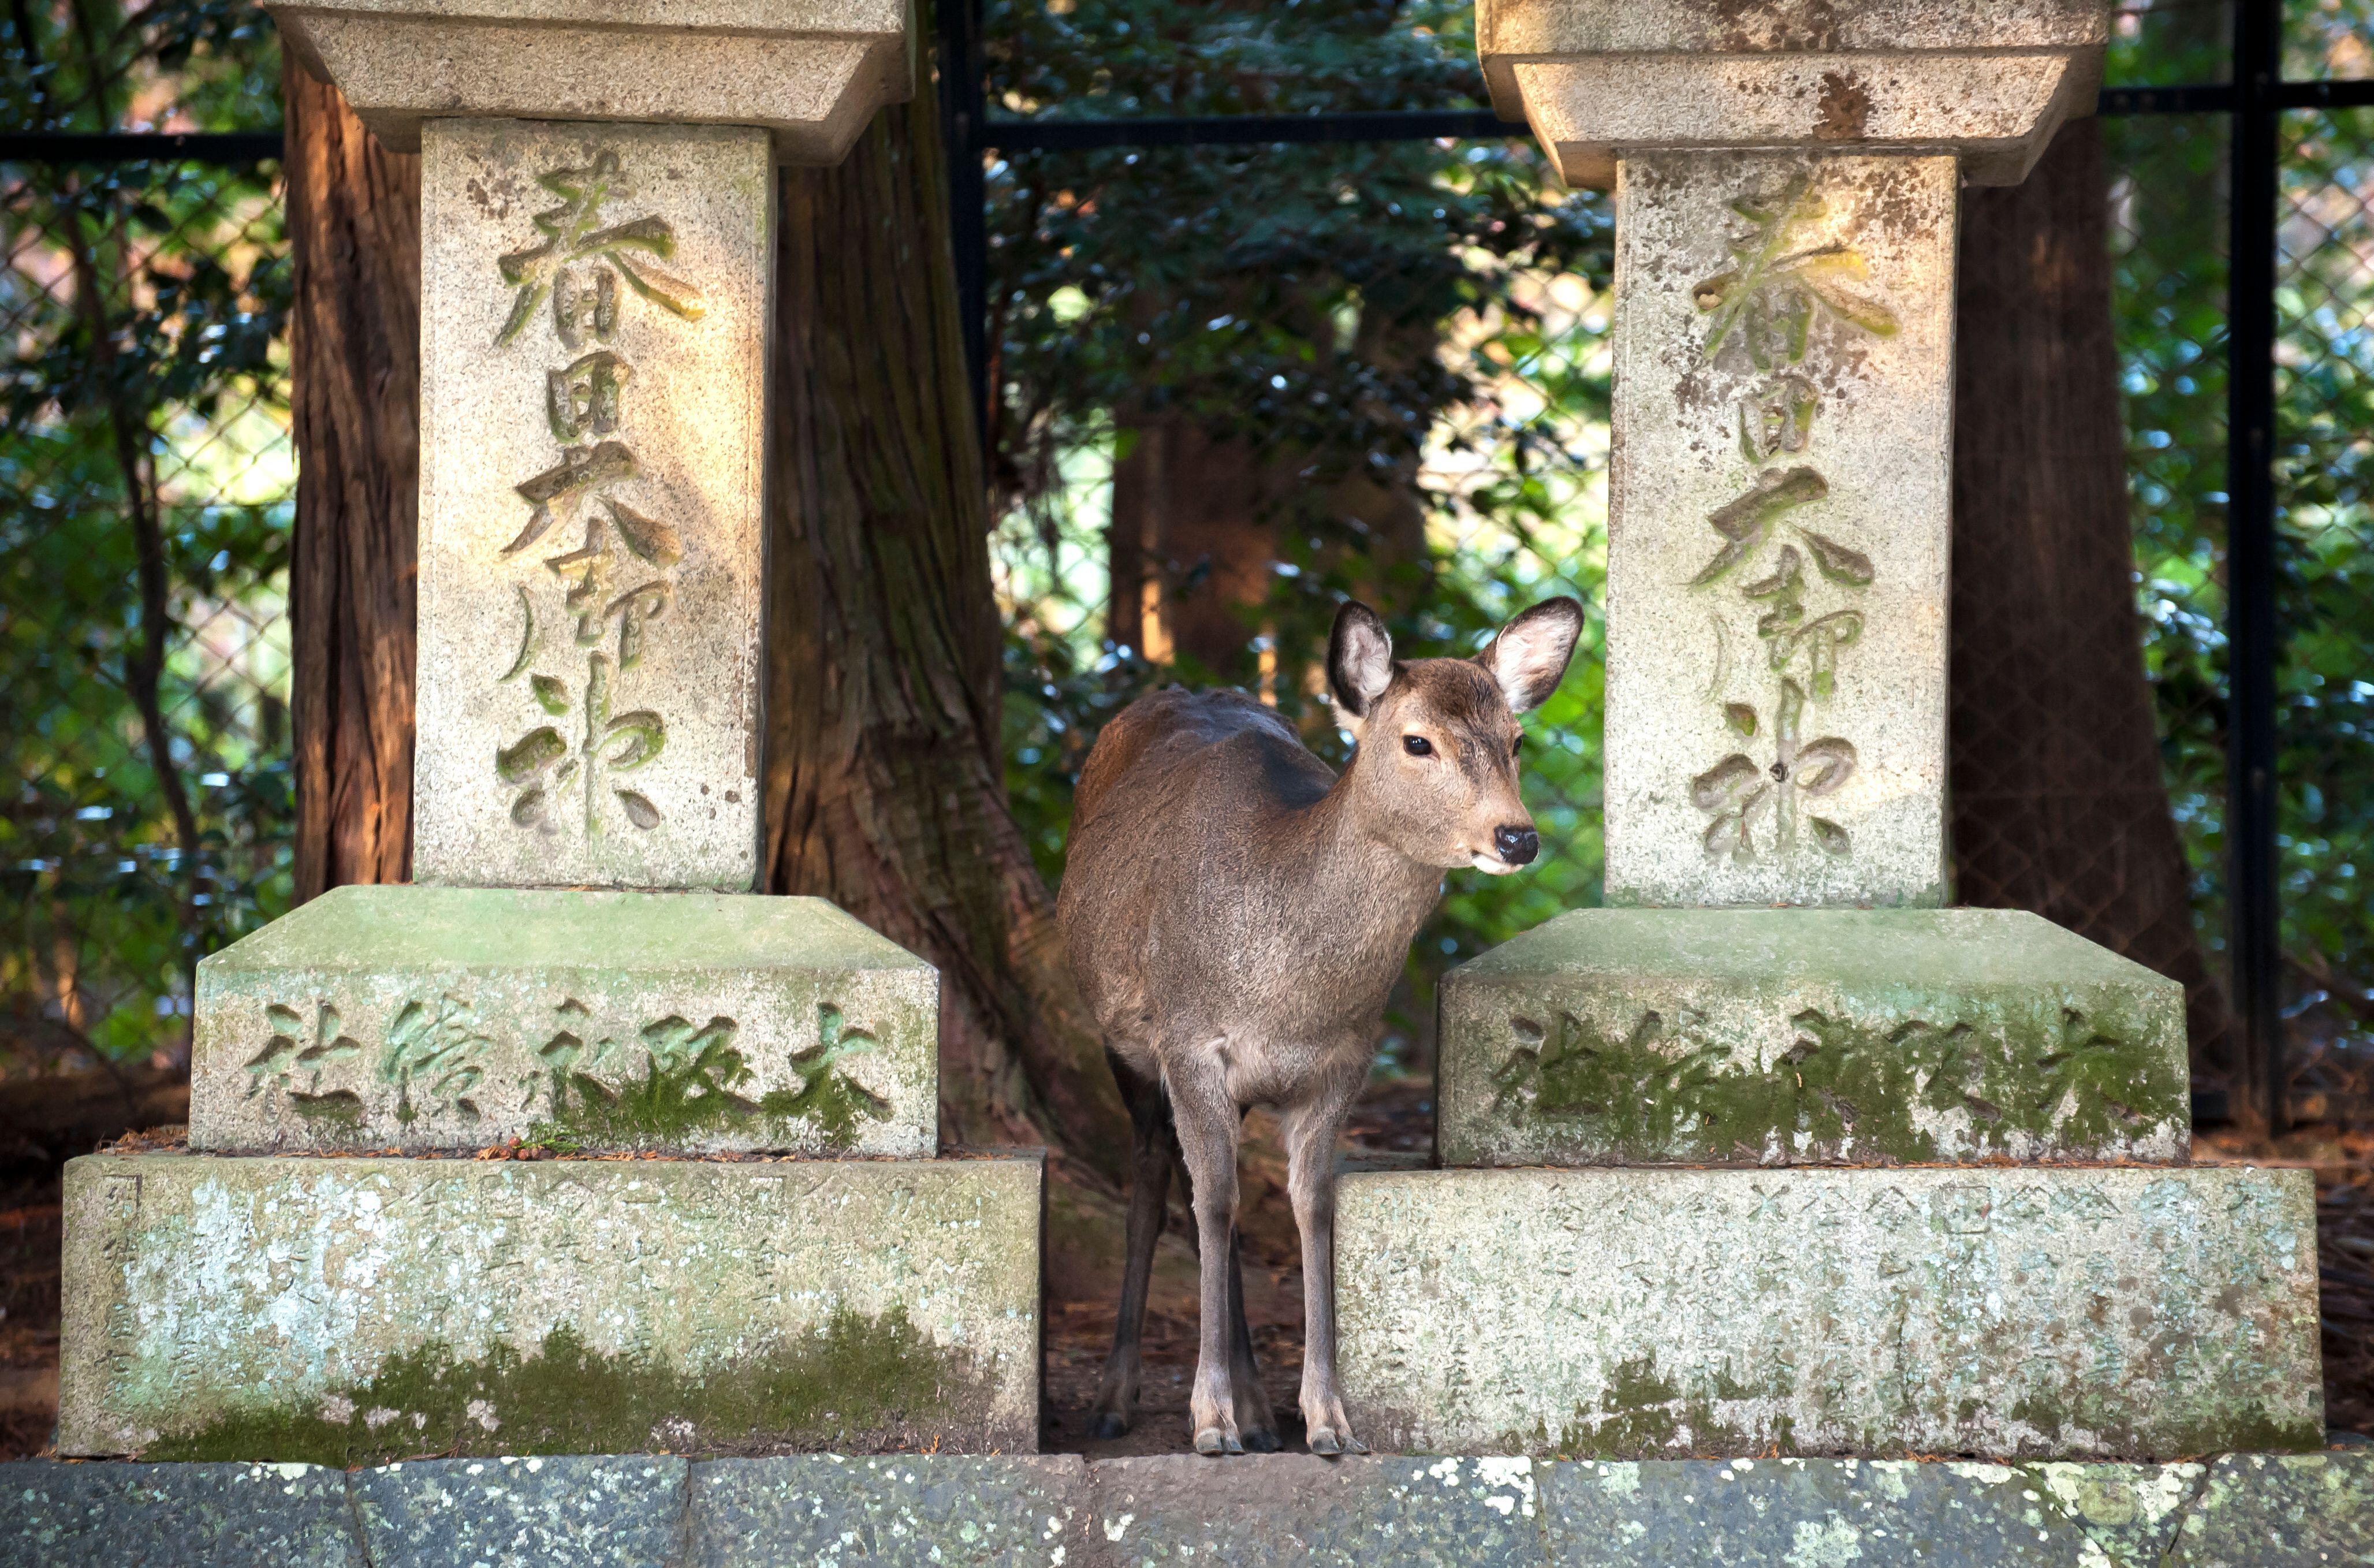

{"left": 1478, "top": 598, "right": 1584, "bottom": 714}
{"left": 1327, "top": 600, "right": 1395, "bottom": 723}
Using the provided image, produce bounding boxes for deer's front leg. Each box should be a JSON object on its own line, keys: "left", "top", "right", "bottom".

{"left": 1282, "top": 1060, "right": 1371, "bottom": 1457}
{"left": 1165, "top": 1057, "right": 1246, "bottom": 1456}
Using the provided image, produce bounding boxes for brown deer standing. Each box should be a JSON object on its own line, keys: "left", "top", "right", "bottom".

{"left": 1059, "top": 597, "right": 1584, "bottom": 1456}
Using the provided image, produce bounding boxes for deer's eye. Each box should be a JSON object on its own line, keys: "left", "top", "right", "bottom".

{"left": 1512, "top": 735, "right": 1524, "bottom": 758}
{"left": 1402, "top": 735, "right": 1434, "bottom": 757}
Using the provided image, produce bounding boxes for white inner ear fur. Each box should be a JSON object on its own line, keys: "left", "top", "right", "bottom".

{"left": 1482, "top": 605, "right": 1582, "bottom": 713}
{"left": 1333, "top": 620, "right": 1394, "bottom": 721}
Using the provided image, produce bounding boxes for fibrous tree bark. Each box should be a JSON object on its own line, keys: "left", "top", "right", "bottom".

{"left": 765, "top": 73, "right": 1130, "bottom": 1177}
{"left": 285, "top": 55, "right": 420, "bottom": 900}
{"left": 1950, "top": 115, "right": 2238, "bottom": 1086}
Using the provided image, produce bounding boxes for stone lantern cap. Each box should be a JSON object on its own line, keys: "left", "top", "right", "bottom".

{"left": 1477, "top": 0, "right": 2106, "bottom": 188}
{"left": 267, "top": 0, "right": 914, "bottom": 163}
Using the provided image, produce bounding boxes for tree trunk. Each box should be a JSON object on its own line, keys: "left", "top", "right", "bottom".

{"left": 1107, "top": 416, "right": 1279, "bottom": 679}
{"left": 284, "top": 55, "right": 420, "bottom": 900}
{"left": 1949, "top": 116, "right": 2238, "bottom": 1087}
{"left": 766, "top": 83, "right": 1131, "bottom": 1178}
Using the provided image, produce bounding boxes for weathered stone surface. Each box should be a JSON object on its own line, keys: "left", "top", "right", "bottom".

{"left": 1437, "top": 907, "right": 2188, "bottom": 1167}
{"left": 412, "top": 118, "right": 770, "bottom": 891}
{"left": 1542, "top": 1458, "right": 2129, "bottom": 1566}
{"left": 58, "top": 1153, "right": 1042, "bottom": 1462}
{"left": 1336, "top": 1166, "right": 2321, "bottom": 1459}
{"left": 2170, "top": 1451, "right": 2374, "bottom": 1567}
{"left": 1601, "top": 151, "right": 1959, "bottom": 908}
{"left": 0, "top": 1460, "right": 364, "bottom": 1567}
{"left": 267, "top": 0, "right": 912, "bottom": 164}
{"left": 1475, "top": 0, "right": 2104, "bottom": 187}
{"left": 1086, "top": 1455, "right": 1549, "bottom": 1566}
{"left": 2026, "top": 1461, "right": 2207, "bottom": 1566}
{"left": 352, "top": 1456, "right": 688, "bottom": 1568}
{"left": 688, "top": 1456, "right": 1093, "bottom": 1566}
{"left": 8, "top": 1452, "right": 2362, "bottom": 1564}
{"left": 189, "top": 885, "right": 938, "bottom": 1157}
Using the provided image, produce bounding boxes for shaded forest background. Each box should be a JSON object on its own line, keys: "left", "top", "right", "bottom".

{"left": 6, "top": 1, "right": 2373, "bottom": 1127}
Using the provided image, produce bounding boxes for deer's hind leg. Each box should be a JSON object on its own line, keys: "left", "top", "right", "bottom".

{"left": 1089, "top": 1048, "right": 1174, "bottom": 1440}
{"left": 1222, "top": 1223, "right": 1281, "bottom": 1450}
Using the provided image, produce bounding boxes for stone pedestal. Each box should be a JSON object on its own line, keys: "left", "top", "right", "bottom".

{"left": 1337, "top": 1166, "right": 2320, "bottom": 1459}
{"left": 58, "top": 1154, "right": 1042, "bottom": 1462}
{"left": 49, "top": 0, "right": 1043, "bottom": 1466}
{"left": 189, "top": 887, "right": 938, "bottom": 1156}
{"left": 1322, "top": 0, "right": 2327, "bottom": 1465}
{"left": 1438, "top": 908, "right": 2189, "bottom": 1167}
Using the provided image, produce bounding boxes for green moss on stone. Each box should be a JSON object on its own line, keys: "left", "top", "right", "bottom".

{"left": 287, "top": 1090, "right": 365, "bottom": 1131}
{"left": 535, "top": 1004, "right": 889, "bottom": 1152}
{"left": 2008, "top": 1387, "right": 2322, "bottom": 1461}
{"left": 1496, "top": 1357, "right": 1807, "bottom": 1459}
{"left": 142, "top": 1305, "right": 990, "bottom": 1466}
{"left": 1488, "top": 999, "right": 2182, "bottom": 1164}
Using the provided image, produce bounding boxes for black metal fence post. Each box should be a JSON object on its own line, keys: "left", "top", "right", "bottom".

{"left": 2228, "top": 0, "right": 2286, "bottom": 1136}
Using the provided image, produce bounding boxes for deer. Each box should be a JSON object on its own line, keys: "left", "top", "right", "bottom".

{"left": 1058, "top": 595, "right": 1584, "bottom": 1457}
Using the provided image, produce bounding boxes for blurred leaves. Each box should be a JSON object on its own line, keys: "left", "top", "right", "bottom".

{"left": 2, "top": 0, "right": 292, "bottom": 1071}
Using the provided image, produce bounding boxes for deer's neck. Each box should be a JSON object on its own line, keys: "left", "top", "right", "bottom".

{"left": 1273, "top": 746, "right": 1445, "bottom": 959}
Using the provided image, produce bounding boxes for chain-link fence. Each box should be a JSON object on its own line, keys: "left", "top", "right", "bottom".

{"left": 2277, "top": 104, "right": 2374, "bottom": 1118}
{"left": 0, "top": 154, "right": 293, "bottom": 1075}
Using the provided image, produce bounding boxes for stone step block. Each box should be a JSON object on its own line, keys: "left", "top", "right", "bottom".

{"left": 190, "top": 885, "right": 938, "bottom": 1157}
{"left": 1337, "top": 1165, "right": 2319, "bottom": 1460}
{"left": 58, "top": 1152, "right": 1041, "bottom": 1463}
{"left": 1439, "top": 908, "right": 2189, "bottom": 1168}
{"left": 14, "top": 1452, "right": 2372, "bottom": 1567}
{"left": 351, "top": 1455, "right": 688, "bottom": 1568}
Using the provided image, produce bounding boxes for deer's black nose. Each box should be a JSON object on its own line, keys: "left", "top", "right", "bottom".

{"left": 1494, "top": 825, "right": 1540, "bottom": 866}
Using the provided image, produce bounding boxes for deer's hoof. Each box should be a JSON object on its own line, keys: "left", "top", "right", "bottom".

{"left": 1087, "top": 1411, "right": 1131, "bottom": 1441}
{"left": 1194, "top": 1427, "right": 1244, "bottom": 1457}
{"left": 1307, "top": 1425, "right": 1369, "bottom": 1458}
{"left": 1240, "top": 1427, "right": 1282, "bottom": 1454}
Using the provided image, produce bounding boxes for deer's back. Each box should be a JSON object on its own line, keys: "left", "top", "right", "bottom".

{"left": 1072, "top": 687, "right": 1329, "bottom": 826}
{"left": 1060, "top": 689, "right": 1344, "bottom": 1051}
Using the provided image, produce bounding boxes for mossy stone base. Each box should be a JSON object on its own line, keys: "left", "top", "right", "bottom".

{"left": 1337, "top": 1165, "right": 2320, "bottom": 1459}
{"left": 58, "top": 1153, "right": 1041, "bottom": 1462}
{"left": 190, "top": 885, "right": 938, "bottom": 1157}
{"left": 1439, "top": 908, "right": 2189, "bottom": 1167}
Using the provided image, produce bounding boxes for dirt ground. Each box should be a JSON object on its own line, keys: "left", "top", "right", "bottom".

{"left": 0, "top": 1074, "right": 2362, "bottom": 1461}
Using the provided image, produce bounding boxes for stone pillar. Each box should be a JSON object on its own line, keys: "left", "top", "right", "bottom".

{"left": 1477, "top": 0, "right": 2105, "bottom": 906}
{"left": 413, "top": 119, "right": 773, "bottom": 889}
{"left": 57, "top": 0, "right": 1047, "bottom": 1462}
{"left": 1329, "top": 1, "right": 2326, "bottom": 1460}
{"left": 1607, "top": 152, "right": 1959, "bottom": 906}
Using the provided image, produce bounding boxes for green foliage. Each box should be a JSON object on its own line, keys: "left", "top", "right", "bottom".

{"left": 2, "top": 1, "right": 291, "bottom": 1067}
{"left": 2274, "top": 106, "right": 2374, "bottom": 986}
